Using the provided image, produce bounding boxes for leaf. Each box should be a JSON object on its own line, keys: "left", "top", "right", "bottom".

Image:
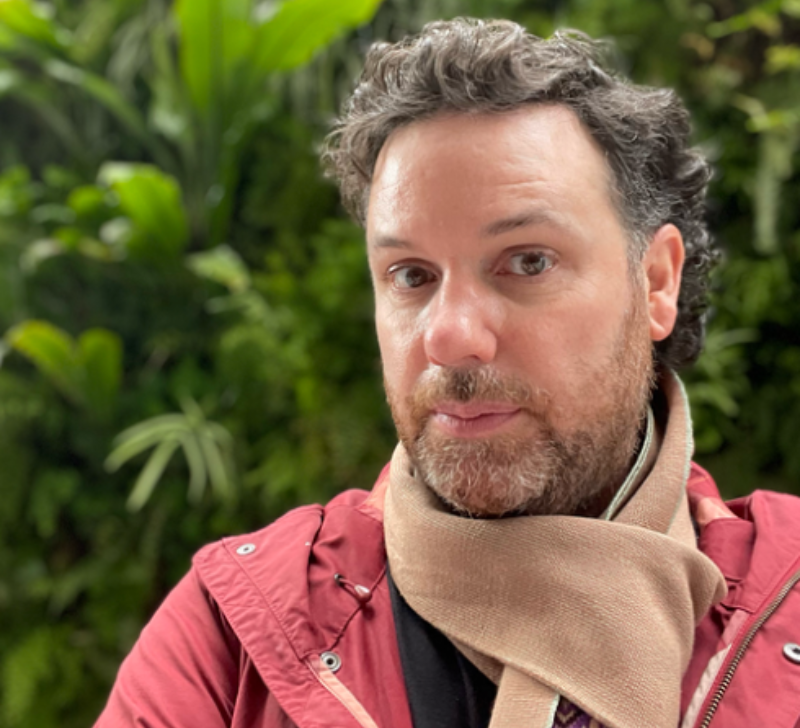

{"left": 148, "top": 24, "right": 192, "bottom": 146}
{"left": 112, "top": 413, "right": 191, "bottom": 442}
{"left": 4, "top": 80, "right": 87, "bottom": 160}
{"left": 754, "top": 128, "right": 799, "bottom": 254}
{"left": 67, "top": 184, "right": 110, "bottom": 220}
{"left": 174, "top": 0, "right": 255, "bottom": 114}
{"left": 198, "top": 429, "right": 232, "bottom": 500}
{"left": 105, "top": 415, "right": 190, "bottom": 471}
{"left": 179, "top": 431, "right": 207, "bottom": 503}
{"left": 5, "top": 320, "right": 83, "bottom": 403}
{"left": 126, "top": 436, "right": 181, "bottom": 512}
{"left": 0, "top": 163, "right": 32, "bottom": 219}
{"left": 28, "top": 468, "right": 79, "bottom": 539}
{"left": 107, "top": 405, "right": 236, "bottom": 508}
{"left": 707, "top": 1, "right": 783, "bottom": 38}
{"left": 98, "top": 163, "right": 189, "bottom": 261}
{"left": 766, "top": 44, "right": 800, "bottom": 74}
{"left": 77, "top": 328, "right": 122, "bottom": 414}
{"left": 186, "top": 245, "right": 251, "bottom": 292}
{"left": 1, "top": 627, "right": 54, "bottom": 726}
{"left": 42, "top": 59, "right": 174, "bottom": 169}
{"left": 6, "top": 321, "right": 122, "bottom": 415}
{"left": 253, "top": 0, "right": 383, "bottom": 73}
{"left": 0, "top": 0, "right": 69, "bottom": 50}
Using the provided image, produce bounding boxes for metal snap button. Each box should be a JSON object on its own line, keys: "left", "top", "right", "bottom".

{"left": 784, "top": 643, "right": 800, "bottom": 664}
{"left": 321, "top": 651, "right": 342, "bottom": 673}
{"left": 236, "top": 543, "right": 256, "bottom": 556}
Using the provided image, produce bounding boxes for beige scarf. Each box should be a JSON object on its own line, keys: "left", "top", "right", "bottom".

{"left": 384, "top": 374, "right": 727, "bottom": 728}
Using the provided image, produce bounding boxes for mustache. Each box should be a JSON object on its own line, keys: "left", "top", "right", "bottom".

{"left": 407, "top": 366, "right": 550, "bottom": 412}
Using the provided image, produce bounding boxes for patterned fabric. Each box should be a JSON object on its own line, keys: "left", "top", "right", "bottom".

{"left": 553, "top": 697, "right": 606, "bottom": 728}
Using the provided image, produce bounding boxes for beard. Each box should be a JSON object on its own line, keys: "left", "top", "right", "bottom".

{"left": 385, "top": 288, "right": 655, "bottom": 518}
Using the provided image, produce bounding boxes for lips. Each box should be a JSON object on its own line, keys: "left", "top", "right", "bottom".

{"left": 430, "top": 401, "right": 522, "bottom": 438}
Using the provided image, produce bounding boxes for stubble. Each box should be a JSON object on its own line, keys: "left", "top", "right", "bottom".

{"left": 385, "top": 289, "right": 655, "bottom": 518}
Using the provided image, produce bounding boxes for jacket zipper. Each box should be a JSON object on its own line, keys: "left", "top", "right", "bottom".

{"left": 697, "top": 567, "right": 800, "bottom": 728}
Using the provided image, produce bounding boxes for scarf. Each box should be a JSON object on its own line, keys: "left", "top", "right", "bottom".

{"left": 383, "top": 373, "right": 727, "bottom": 728}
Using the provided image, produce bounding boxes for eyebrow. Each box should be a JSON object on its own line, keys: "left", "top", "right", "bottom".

{"left": 371, "top": 235, "right": 411, "bottom": 250}
{"left": 480, "top": 208, "right": 565, "bottom": 238}
{"left": 370, "top": 207, "right": 567, "bottom": 250}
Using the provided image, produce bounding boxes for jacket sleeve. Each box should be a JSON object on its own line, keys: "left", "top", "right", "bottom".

{"left": 93, "top": 567, "right": 241, "bottom": 728}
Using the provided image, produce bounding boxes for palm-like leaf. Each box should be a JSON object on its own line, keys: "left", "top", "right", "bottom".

{"left": 105, "top": 398, "right": 237, "bottom": 511}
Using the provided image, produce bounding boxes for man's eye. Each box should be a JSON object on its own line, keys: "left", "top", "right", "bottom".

{"left": 390, "top": 266, "right": 434, "bottom": 289}
{"left": 506, "top": 251, "right": 554, "bottom": 276}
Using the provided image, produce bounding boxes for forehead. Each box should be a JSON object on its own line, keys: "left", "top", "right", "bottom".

{"left": 366, "top": 105, "right": 617, "bottom": 242}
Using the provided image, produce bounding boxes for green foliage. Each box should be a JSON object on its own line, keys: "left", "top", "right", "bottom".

{"left": 0, "top": 0, "right": 797, "bottom": 725}
{"left": 6, "top": 320, "right": 122, "bottom": 414}
{"left": 106, "top": 398, "right": 236, "bottom": 511}
{"left": 0, "top": 0, "right": 387, "bottom": 725}
{"left": 98, "top": 163, "right": 189, "bottom": 262}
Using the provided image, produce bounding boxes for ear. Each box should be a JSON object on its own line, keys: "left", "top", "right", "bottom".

{"left": 643, "top": 223, "right": 684, "bottom": 342}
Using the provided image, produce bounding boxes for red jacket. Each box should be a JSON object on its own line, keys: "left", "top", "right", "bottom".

{"left": 95, "top": 464, "right": 800, "bottom": 727}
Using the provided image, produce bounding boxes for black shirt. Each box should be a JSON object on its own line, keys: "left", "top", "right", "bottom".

{"left": 387, "top": 568, "right": 497, "bottom": 728}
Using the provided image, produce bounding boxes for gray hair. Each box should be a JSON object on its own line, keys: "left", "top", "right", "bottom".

{"left": 322, "top": 18, "right": 717, "bottom": 369}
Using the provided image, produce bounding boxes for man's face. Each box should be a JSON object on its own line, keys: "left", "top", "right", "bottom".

{"left": 367, "top": 105, "right": 677, "bottom": 517}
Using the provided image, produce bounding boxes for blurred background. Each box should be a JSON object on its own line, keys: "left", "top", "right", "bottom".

{"left": 0, "top": 0, "right": 797, "bottom": 724}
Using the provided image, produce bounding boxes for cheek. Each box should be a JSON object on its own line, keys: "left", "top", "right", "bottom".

{"left": 376, "top": 305, "right": 426, "bottom": 395}
{"left": 509, "top": 299, "right": 624, "bottom": 385}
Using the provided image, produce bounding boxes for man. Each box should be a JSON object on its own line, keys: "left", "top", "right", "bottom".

{"left": 95, "top": 18, "right": 800, "bottom": 728}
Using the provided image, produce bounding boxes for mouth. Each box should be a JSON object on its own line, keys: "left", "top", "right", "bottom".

{"left": 430, "top": 401, "right": 523, "bottom": 438}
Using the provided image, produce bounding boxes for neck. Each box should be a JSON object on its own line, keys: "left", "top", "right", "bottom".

{"left": 575, "top": 405, "right": 663, "bottom": 519}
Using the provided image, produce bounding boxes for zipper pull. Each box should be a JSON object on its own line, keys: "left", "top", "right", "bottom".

{"left": 334, "top": 573, "right": 372, "bottom": 604}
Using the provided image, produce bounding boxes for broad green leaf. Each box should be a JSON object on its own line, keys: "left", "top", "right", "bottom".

{"left": 98, "top": 163, "right": 189, "bottom": 261}
{"left": 67, "top": 184, "right": 110, "bottom": 221}
{"left": 77, "top": 328, "right": 122, "bottom": 414}
{"left": 174, "top": 0, "right": 255, "bottom": 114}
{"left": 0, "top": 0, "right": 69, "bottom": 50}
{"left": 5, "top": 320, "right": 82, "bottom": 403}
{"left": 253, "top": 0, "right": 382, "bottom": 73}
{"left": 126, "top": 436, "right": 181, "bottom": 511}
{"left": 186, "top": 245, "right": 251, "bottom": 292}
{"left": 6, "top": 321, "right": 122, "bottom": 414}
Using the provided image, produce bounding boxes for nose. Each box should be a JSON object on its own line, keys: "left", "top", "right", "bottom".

{"left": 423, "top": 277, "right": 499, "bottom": 367}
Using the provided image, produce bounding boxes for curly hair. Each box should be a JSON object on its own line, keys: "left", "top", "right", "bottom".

{"left": 322, "top": 18, "right": 717, "bottom": 369}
